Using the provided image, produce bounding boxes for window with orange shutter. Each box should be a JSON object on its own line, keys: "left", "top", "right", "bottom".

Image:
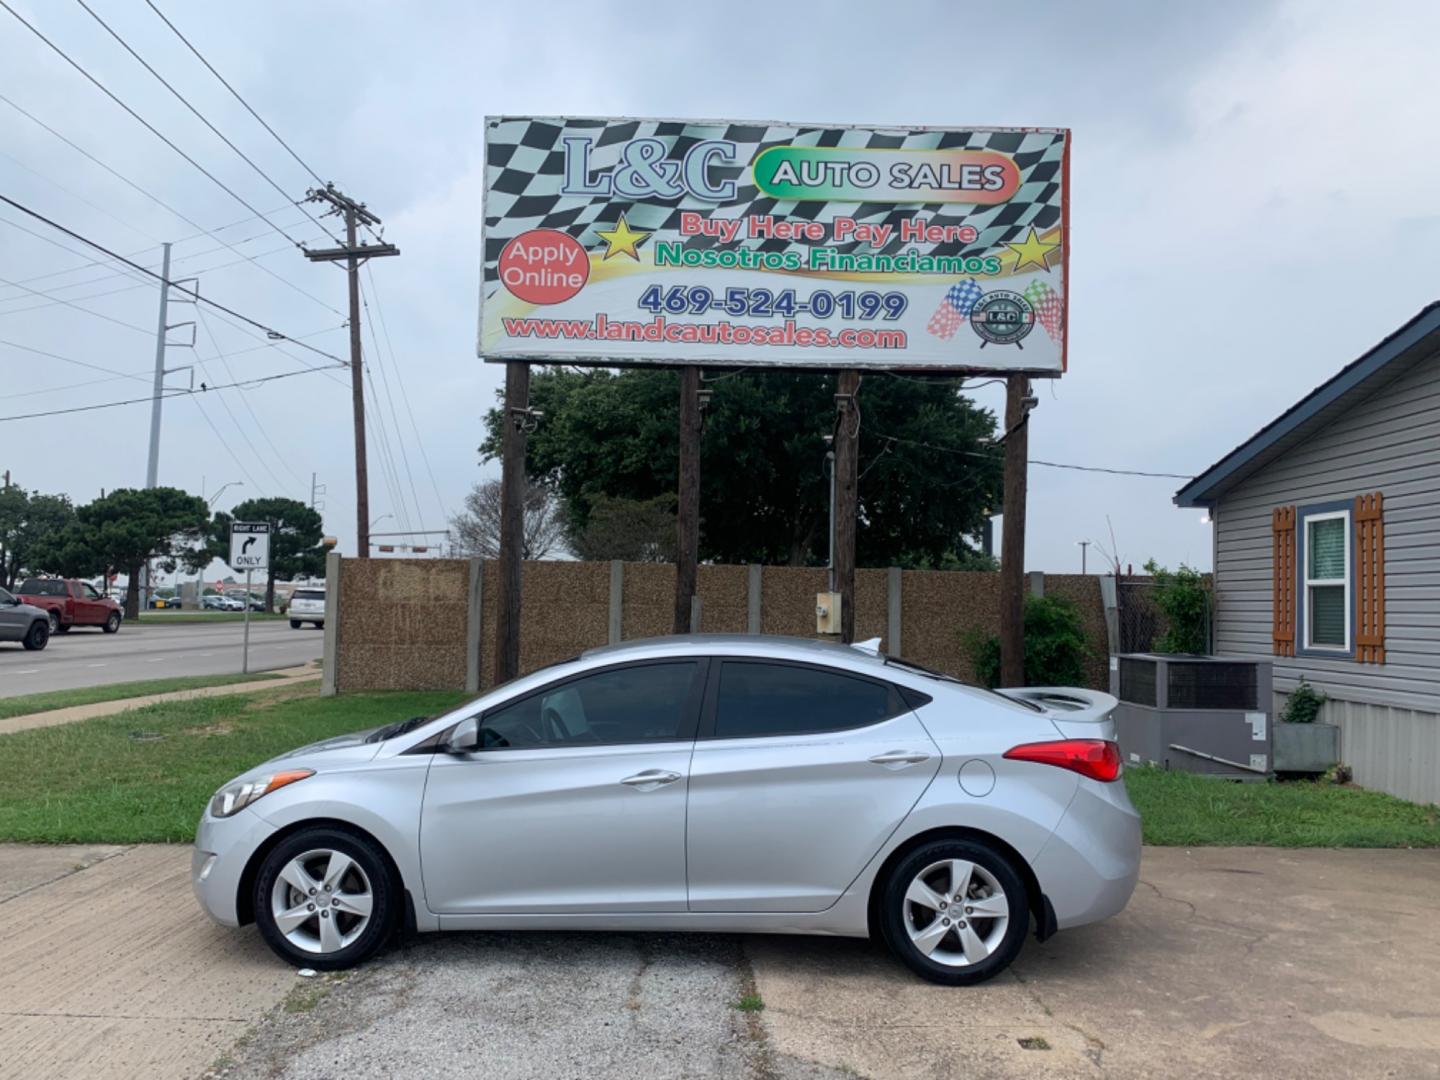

{"left": 1354, "top": 492, "right": 1385, "bottom": 664}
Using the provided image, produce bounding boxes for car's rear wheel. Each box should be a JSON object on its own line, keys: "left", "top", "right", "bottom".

{"left": 22, "top": 620, "right": 49, "bottom": 651}
{"left": 879, "top": 839, "right": 1029, "bottom": 985}
{"left": 103, "top": 612, "right": 121, "bottom": 634}
{"left": 254, "top": 827, "right": 396, "bottom": 970}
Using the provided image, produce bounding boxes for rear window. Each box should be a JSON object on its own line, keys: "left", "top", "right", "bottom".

{"left": 19, "top": 579, "right": 67, "bottom": 596}
{"left": 292, "top": 590, "right": 325, "bottom": 601}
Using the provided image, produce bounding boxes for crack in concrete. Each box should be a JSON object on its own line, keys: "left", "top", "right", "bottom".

{"left": 0, "top": 845, "right": 132, "bottom": 907}
{"left": 1139, "top": 878, "right": 1272, "bottom": 955}
{"left": 1010, "top": 969, "right": 1107, "bottom": 1071}
{"left": 0, "top": 1009, "right": 248, "bottom": 1023}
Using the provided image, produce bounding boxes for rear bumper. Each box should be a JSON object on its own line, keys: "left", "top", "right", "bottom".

{"left": 1032, "top": 777, "right": 1141, "bottom": 930}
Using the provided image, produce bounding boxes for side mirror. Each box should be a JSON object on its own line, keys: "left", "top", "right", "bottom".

{"left": 443, "top": 716, "right": 481, "bottom": 755}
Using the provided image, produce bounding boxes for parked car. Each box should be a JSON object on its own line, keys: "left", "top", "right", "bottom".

{"left": 202, "top": 594, "right": 230, "bottom": 611}
{"left": 148, "top": 593, "right": 184, "bottom": 610}
{"left": 288, "top": 587, "right": 325, "bottom": 629}
{"left": 16, "top": 577, "right": 122, "bottom": 634}
{"left": 0, "top": 587, "right": 51, "bottom": 650}
{"left": 193, "top": 635, "right": 1140, "bottom": 984}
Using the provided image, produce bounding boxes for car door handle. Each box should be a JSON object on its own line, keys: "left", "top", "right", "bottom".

{"left": 869, "top": 750, "right": 931, "bottom": 767}
{"left": 620, "top": 769, "right": 682, "bottom": 789}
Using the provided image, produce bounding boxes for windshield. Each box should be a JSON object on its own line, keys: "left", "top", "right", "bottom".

{"left": 883, "top": 654, "right": 1042, "bottom": 712}
{"left": 0, "top": 588, "right": 14, "bottom": 604}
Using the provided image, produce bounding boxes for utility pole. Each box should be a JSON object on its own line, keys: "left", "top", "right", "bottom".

{"left": 673, "top": 367, "right": 702, "bottom": 633}
{"left": 1000, "top": 375, "right": 1035, "bottom": 687}
{"left": 309, "top": 472, "right": 326, "bottom": 511}
{"left": 303, "top": 184, "right": 399, "bottom": 557}
{"left": 1078, "top": 539, "right": 1090, "bottom": 574}
{"left": 833, "top": 371, "right": 861, "bottom": 643}
{"left": 145, "top": 243, "right": 172, "bottom": 489}
{"left": 494, "top": 362, "right": 532, "bottom": 683}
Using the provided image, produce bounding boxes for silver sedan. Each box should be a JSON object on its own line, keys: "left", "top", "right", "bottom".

{"left": 193, "top": 635, "right": 1140, "bottom": 985}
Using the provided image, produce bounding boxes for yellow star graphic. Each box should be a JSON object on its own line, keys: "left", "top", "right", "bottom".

{"left": 595, "top": 214, "right": 650, "bottom": 261}
{"left": 1003, "top": 227, "right": 1061, "bottom": 274}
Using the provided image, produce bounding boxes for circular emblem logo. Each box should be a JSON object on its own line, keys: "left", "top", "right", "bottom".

{"left": 970, "top": 290, "right": 1035, "bottom": 347}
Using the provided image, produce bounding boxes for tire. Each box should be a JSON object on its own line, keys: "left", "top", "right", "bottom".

{"left": 46, "top": 610, "right": 60, "bottom": 634}
{"left": 103, "top": 612, "right": 121, "bottom": 634}
{"left": 290, "top": 619, "right": 302, "bottom": 629}
{"left": 315, "top": 621, "right": 324, "bottom": 630}
{"left": 878, "top": 838, "right": 1029, "bottom": 986}
{"left": 22, "top": 619, "right": 49, "bottom": 651}
{"left": 254, "top": 827, "right": 397, "bottom": 971}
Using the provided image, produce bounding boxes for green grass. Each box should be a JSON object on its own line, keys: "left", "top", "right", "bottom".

{"left": 1125, "top": 766, "right": 1440, "bottom": 847}
{"left": 733, "top": 993, "right": 765, "bottom": 1013}
{"left": 0, "top": 687, "right": 470, "bottom": 844}
{"left": 0, "top": 672, "right": 288, "bottom": 720}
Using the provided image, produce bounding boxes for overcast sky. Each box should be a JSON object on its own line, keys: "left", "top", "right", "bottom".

{"left": 3, "top": 0, "right": 1438, "bottom": 578}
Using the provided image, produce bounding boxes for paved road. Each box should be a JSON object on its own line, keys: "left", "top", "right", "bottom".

{"left": 0, "top": 620, "right": 324, "bottom": 697}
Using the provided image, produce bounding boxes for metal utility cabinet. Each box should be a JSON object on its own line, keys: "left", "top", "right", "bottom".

{"left": 1110, "top": 654, "right": 1274, "bottom": 779}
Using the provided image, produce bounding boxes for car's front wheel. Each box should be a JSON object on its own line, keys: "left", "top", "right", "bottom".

{"left": 22, "top": 620, "right": 49, "bottom": 651}
{"left": 879, "top": 838, "right": 1029, "bottom": 986}
{"left": 46, "top": 610, "right": 60, "bottom": 634}
{"left": 289, "top": 619, "right": 301, "bottom": 629}
{"left": 254, "top": 827, "right": 396, "bottom": 970}
{"left": 103, "top": 612, "right": 121, "bottom": 634}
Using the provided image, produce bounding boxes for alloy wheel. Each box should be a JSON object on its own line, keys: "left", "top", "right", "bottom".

{"left": 269, "top": 848, "right": 374, "bottom": 954}
{"left": 901, "top": 858, "right": 1010, "bottom": 968}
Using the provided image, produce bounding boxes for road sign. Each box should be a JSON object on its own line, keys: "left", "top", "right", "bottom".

{"left": 229, "top": 521, "right": 271, "bottom": 572}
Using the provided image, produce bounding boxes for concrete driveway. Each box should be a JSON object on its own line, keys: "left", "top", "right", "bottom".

{"left": 0, "top": 845, "right": 293, "bottom": 1080}
{"left": 3, "top": 846, "right": 1437, "bottom": 1079}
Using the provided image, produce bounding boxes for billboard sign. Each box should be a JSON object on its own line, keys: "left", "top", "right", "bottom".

{"left": 479, "top": 117, "right": 1069, "bottom": 373}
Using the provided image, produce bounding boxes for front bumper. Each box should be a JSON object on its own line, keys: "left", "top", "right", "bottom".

{"left": 192, "top": 806, "right": 278, "bottom": 927}
{"left": 1032, "top": 777, "right": 1142, "bottom": 930}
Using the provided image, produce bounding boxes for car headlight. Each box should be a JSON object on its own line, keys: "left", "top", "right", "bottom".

{"left": 209, "top": 769, "right": 314, "bottom": 818}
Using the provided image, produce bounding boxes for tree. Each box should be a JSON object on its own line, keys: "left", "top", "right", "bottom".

{"left": 480, "top": 369, "right": 1001, "bottom": 567}
{"left": 569, "top": 494, "right": 677, "bottom": 562}
{"left": 1144, "top": 559, "right": 1211, "bottom": 654}
{"left": 450, "top": 479, "right": 567, "bottom": 560}
{"left": 198, "top": 498, "right": 327, "bottom": 611}
{"left": 41, "top": 487, "right": 209, "bottom": 618}
{"left": 0, "top": 487, "right": 76, "bottom": 588}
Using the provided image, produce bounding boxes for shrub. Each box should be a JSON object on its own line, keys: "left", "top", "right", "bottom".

{"left": 1280, "top": 678, "right": 1327, "bottom": 724}
{"left": 1143, "top": 559, "right": 1210, "bottom": 654}
{"left": 966, "top": 595, "right": 1091, "bottom": 689}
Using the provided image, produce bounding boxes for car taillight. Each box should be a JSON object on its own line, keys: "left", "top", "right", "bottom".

{"left": 1003, "top": 739, "right": 1122, "bottom": 782}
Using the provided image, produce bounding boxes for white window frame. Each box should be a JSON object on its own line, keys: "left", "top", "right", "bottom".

{"left": 1302, "top": 508, "right": 1351, "bottom": 652}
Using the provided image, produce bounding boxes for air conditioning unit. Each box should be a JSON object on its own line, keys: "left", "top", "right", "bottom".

{"left": 1110, "top": 653, "right": 1273, "bottom": 780}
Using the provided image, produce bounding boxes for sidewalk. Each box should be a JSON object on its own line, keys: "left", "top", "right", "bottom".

{"left": 0, "top": 844, "right": 296, "bottom": 1080}
{"left": 0, "top": 665, "right": 320, "bottom": 737}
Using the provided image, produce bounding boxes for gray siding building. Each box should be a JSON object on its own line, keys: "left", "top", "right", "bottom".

{"left": 1177, "top": 305, "right": 1439, "bottom": 804}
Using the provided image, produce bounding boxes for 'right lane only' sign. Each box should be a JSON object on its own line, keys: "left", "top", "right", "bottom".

{"left": 229, "top": 521, "right": 271, "bottom": 573}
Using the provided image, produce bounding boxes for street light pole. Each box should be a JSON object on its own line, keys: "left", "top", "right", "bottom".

{"left": 1078, "top": 539, "right": 1089, "bottom": 575}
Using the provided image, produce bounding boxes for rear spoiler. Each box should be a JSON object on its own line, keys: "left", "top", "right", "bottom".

{"left": 995, "top": 687, "right": 1118, "bottom": 723}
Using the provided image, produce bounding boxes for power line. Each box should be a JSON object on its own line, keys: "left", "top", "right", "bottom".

{"left": 0, "top": 91, "right": 342, "bottom": 312}
{"left": 365, "top": 267, "right": 448, "bottom": 525}
{"left": 0, "top": 365, "right": 342, "bottom": 423}
{"left": 143, "top": 1, "right": 326, "bottom": 189}
{"left": 0, "top": 194, "right": 346, "bottom": 364}
{"left": 873, "top": 432, "right": 1194, "bottom": 479}
{"left": 197, "top": 306, "right": 308, "bottom": 493}
{"left": 190, "top": 393, "right": 263, "bottom": 492}
{"left": 0, "top": 336, "right": 149, "bottom": 382}
{"left": 0, "top": 1, "right": 304, "bottom": 247}
{"left": 73, "top": 0, "right": 341, "bottom": 248}
{"left": 360, "top": 281, "right": 424, "bottom": 535}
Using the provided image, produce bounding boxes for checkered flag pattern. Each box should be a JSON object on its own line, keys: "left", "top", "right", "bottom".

{"left": 927, "top": 280, "right": 985, "bottom": 340}
{"left": 483, "top": 118, "right": 1066, "bottom": 293}
{"left": 1023, "top": 279, "right": 1064, "bottom": 341}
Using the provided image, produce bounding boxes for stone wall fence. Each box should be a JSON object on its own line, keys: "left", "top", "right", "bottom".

{"left": 320, "top": 552, "right": 1114, "bottom": 695}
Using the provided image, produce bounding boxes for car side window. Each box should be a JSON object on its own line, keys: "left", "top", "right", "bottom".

{"left": 83, "top": 584, "right": 102, "bottom": 600}
{"left": 479, "top": 661, "right": 699, "bottom": 750}
{"left": 712, "top": 661, "right": 900, "bottom": 739}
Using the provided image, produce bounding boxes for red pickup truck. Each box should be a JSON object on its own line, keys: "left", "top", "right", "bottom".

{"left": 16, "top": 578, "right": 123, "bottom": 634}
